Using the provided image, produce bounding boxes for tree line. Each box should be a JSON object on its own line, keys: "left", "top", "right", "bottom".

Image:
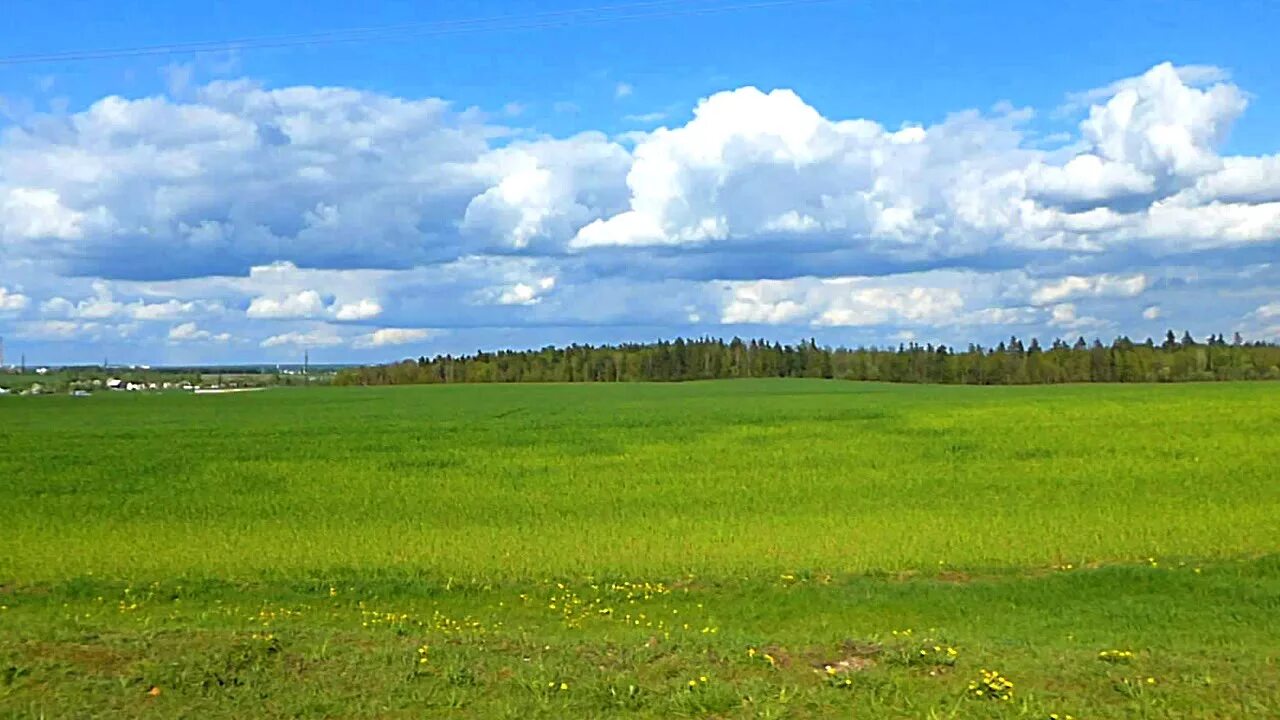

{"left": 334, "top": 331, "right": 1280, "bottom": 386}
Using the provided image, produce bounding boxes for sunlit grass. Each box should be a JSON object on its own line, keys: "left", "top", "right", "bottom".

{"left": 1, "top": 380, "right": 1278, "bottom": 717}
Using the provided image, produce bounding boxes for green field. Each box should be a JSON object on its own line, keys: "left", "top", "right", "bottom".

{"left": 2, "top": 380, "right": 1279, "bottom": 718}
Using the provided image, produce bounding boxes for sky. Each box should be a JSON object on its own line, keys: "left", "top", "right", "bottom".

{"left": 0, "top": 0, "right": 1278, "bottom": 365}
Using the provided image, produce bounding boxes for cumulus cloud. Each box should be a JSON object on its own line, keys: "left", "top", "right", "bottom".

{"left": 332, "top": 298, "right": 382, "bottom": 321}
{"left": 40, "top": 282, "right": 223, "bottom": 321}
{"left": 168, "top": 321, "right": 230, "bottom": 343}
{"left": 496, "top": 277, "right": 557, "bottom": 306}
{"left": 260, "top": 328, "right": 344, "bottom": 348}
{"left": 246, "top": 290, "right": 327, "bottom": 319}
{"left": 0, "top": 286, "right": 29, "bottom": 312}
{"left": 1048, "top": 303, "right": 1111, "bottom": 331}
{"left": 719, "top": 272, "right": 995, "bottom": 327}
{"left": 1030, "top": 273, "right": 1148, "bottom": 305}
{"left": 15, "top": 319, "right": 137, "bottom": 342}
{"left": 353, "top": 327, "right": 436, "bottom": 348}
{"left": 2, "top": 61, "right": 1279, "bottom": 360}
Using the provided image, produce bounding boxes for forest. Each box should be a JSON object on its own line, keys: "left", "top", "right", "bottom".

{"left": 335, "top": 331, "right": 1280, "bottom": 386}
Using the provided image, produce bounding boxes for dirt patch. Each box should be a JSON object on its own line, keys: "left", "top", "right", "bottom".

{"left": 815, "top": 656, "right": 877, "bottom": 674}
{"left": 807, "top": 640, "right": 881, "bottom": 674}
{"left": 28, "top": 642, "right": 131, "bottom": 676}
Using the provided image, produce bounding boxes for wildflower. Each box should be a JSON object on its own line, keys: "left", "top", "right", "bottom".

{"left": 968, "top": 669, "right": 1014, "bottom": 701}
{"left": 1098, "top": 649, "right": 1135, "bottom": 663}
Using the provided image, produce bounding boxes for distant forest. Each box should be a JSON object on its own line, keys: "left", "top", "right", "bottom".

{"left": 335, "top": 332, "right": 1280, "bottom": 386}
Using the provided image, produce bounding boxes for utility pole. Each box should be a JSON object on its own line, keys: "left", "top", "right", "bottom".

{"left": 303, "top": 349, "right": 309, "bottom": 380}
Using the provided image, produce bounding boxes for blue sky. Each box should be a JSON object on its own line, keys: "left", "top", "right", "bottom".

{"left": 1, "top": 0, "right": 1277, "bottom": 365}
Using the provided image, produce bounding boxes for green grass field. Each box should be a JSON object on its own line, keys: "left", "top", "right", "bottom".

{"left": 2, "top": 380, "right": 1279, "bottom": 718}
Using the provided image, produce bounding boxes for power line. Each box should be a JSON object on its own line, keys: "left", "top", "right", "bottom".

{"left": 0, "top": 0, "right": 839, "bottom": 67}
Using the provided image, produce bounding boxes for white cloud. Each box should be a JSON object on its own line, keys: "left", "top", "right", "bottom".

{"left": 0, "top": 286, "right": 29, "bottom": 312}
{"left": 961, "top": 306, "right": 1039, "bottom": 326}
{"left": 496, "top": 276, "right": 556, "bottom": 306}
{"left": 353, "top": 327, "right": 435, "bottom": 348}
{"left": 39, "top": 282, "right": 222, "bottom": 321}
{"left": 460, "top": 135, "right": 630, "bottom": 249}
{"left": 1030, "top": 273, "right": 1148, "bottom": 305}
{"left": 719, "top": 275, "right": 970, "bottom": 327}
{"left": 1047, "top": 303, "right": 1109, "bottom": 331}
{"left": 0, "top": 188, "right": 86, "bottom": 241}
{"left": 2, "top": 61, "right": 1279, "bottom": 360}
{"left": 332, "top": 298, "right": 382, "bottom": 321}
{"left": 260, "top": 328, "right": 344, "bottom": 348}
{"left": 168, "top": 321, "right": 229, "bottom": 343}
{"left": 624, "top": 111, "right": 667, "bottom": 124}
{"left": 1024, "top": 154, "right": 1155, "bottom": 206}
{"left": 1079, "top": 63, "right": 1246, "bottom": 184}
{"left": 14, "top": 319, "right": 138, "bottom": 341}
{"left": 615, "top": 82, "right": 634, "bottom": 99}
{"left": 246, "top": 290, "right": 327, "bottom": 319}
{"left": 1143, "top": 305, "right": 1162, "bottom": 320}
{"left": 1062, "top": 64, "right": 1231, "bottom": 114}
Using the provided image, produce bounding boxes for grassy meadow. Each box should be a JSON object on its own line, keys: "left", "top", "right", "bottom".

{"left": 1, "top": 380, "right": 1278, "bottom": 718}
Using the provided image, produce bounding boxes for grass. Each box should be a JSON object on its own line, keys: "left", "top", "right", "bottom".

{"left": 2, "top": 380, "right": 1279, "bottom": 717}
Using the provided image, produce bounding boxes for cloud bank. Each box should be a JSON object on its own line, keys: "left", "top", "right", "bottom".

{"left": 1, "top": 62, "right": 1277, "bottom": 361}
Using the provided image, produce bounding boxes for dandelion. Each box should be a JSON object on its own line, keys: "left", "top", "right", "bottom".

{"left": 1098, "top": 649, "right": 1135, "bottom": 663}
{"left": 968, "top": 669, "right": 1014, "bottom": 701}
